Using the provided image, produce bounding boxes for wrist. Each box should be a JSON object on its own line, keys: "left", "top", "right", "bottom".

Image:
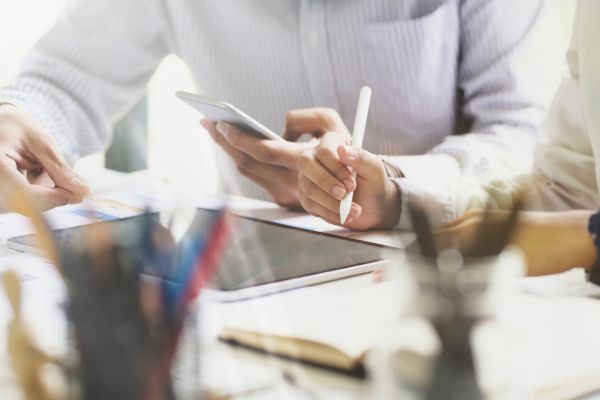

{"left": 381, "top": 156, "right": 404, "bottom": 178}
{"left": 584, "top": 210, "right": 600, "bottom": 276}
{"left": 0, "top": 103, "right": 24, "bottom": 124}
{"left": 0, "top": 103, "right": 18, "bottom": 114}
{"left": 378, "top": 179, "right": 402, "bottom": 229}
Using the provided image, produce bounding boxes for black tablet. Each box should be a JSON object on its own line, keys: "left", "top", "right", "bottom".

{"left": 7, "top": 208, "right": 391, "bottom": 301}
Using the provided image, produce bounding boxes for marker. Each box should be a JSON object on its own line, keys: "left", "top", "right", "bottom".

{"left": 340, "top": 86, "right": 372, "bottom": 225}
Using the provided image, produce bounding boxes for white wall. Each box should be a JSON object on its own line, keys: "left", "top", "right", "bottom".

{"left": 0, "top": 0, "right": 218, "bottom": 196}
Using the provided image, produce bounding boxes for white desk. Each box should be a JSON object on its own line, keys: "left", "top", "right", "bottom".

{"left": 0, "top": 170, "right": 407, "bottom": 399}
{"left": 1, "top": 170, "right": 600, "bottom": 399}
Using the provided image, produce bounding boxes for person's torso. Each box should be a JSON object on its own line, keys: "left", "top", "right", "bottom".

{"left": 578, "top": 0, "right": 600, "bottom": 197}
{"left": 535, "top": 0, "right": 600, "bottom": 207}
{"left": 167, "top": 0, "right": 461, "bottom": 156}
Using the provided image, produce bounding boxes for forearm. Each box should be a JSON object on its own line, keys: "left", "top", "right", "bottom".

{"left": 513, "top": 210, "right": 597, "bottom": 276}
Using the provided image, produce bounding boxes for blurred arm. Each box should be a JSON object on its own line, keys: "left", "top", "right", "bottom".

{"left": 0, "top": 0, "right": 171, "bottom": 163}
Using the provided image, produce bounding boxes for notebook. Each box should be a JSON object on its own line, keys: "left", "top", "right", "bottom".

{"left": 217, "top": 279, "right": 600, "bottom": 398}
{"left": 218, "top": 281, "right": 435, "bottom": 376}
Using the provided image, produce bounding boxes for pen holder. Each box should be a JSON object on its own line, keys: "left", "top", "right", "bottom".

{"left": 1, "top": 172, "right": 213, "bottom": 400}
{"left": 58, "top": 214, "right": 180, "bottom": 400}
{"left": 367, "top": 247, "right": 524, "bottom": 400}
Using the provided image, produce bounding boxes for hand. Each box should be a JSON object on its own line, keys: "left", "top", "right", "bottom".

{"left": 0, "top": 106, "right": 90, "bottom": 212}
{"left": 201, "top": 108, "right": 349, "bottom": 210}
{"left": 297, "top": 131, "right": 401, "bottom": 231}
{"left": 436, "top": 209, "right": 597, "bottom": 276}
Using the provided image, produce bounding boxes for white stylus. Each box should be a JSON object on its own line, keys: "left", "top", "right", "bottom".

{"left": 340, "top": 86, "right": 372, "bottom": 225}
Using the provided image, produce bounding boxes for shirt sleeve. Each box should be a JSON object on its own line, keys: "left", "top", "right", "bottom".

{"left": 0, "top": 0, "right": 171, "bottom": 163}
{"left": 436, "top": 2, "right": 598, "bottom": 219}
{"left": 457, "top": 0, "right": 598, "bottom": 215}
{"left": 386, "top": 0, "right": 564, "bottom": 229}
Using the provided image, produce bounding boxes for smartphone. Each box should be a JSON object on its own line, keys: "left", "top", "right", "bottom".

{"left": 176, "top": 91, "right": 283, "bottom": 141}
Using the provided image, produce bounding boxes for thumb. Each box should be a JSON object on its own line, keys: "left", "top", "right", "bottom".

{"left": 283, "top": 108, "right": 348, "bottom": 142}
{"left": 26, "top": 134, "right": 90, "bottom": 196}
{"left": 337, "top": 145, "right": 384, "bottom": 183}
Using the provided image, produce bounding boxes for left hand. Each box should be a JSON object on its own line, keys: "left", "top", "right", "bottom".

{"left": 297, "top": 131, "right": 402, "bottom": 231}
{"left": 436, "top": 209, "right": 597, "bottom": 276}
{"left": 201, "top": 108, "right": 348, "bottom": 210}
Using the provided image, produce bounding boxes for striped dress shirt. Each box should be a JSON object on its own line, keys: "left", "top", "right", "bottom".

{"left": 0, "top": 0, "right": 562, "bottom": 227}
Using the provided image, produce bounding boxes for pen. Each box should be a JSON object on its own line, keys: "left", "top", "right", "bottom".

{"left": 340, "top": 86, "right": 372, "bottom": 225}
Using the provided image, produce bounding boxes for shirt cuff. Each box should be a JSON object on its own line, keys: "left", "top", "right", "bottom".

{"left": 386, "top": 154, "right": 461, "bottom": 230}
{"left": 0, "top": 102, "right": 18, "bottom": 111}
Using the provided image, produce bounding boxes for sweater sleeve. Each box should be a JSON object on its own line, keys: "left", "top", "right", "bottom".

{"left": 0, "top": 0, "right": 171, "bottom": 163}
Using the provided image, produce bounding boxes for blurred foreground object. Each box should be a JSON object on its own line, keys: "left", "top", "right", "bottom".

{"left": 3, "top": 270, "right": 65, "bottom": 400}
{"left": 1, "top": 167, "right": 233, "bottom": 399}
{"left": 367, "top": 200, "right": 525, "bottom": 399}
{"left": 57, "top": 209, "right": 232, "bottom": 399}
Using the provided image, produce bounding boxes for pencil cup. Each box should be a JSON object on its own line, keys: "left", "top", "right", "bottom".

{"left": 366, "top": 247, "right": 527, "bottom": 400}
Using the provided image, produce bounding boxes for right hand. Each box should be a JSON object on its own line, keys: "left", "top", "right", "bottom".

{"left": 0, "top": 106, "right": 90, "bottom": 211}
{"left": 203, "top": 108, "right": 349, "bottom": 210}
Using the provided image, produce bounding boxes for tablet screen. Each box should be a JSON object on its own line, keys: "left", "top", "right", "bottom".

{"left": 9, "top": 209, "right": 386, "bottom": 292}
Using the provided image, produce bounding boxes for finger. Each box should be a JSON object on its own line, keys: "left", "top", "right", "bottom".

{"left": 347, "top": 203, "right": 363, "bottom": 226}
{"left": 203, "top": 119, "right": 296, "bottom": 182}
{"left": 243, "top": 169, "right": 299, "bottom": 209}
{"left": 297, "top": 152, "right": 349, "bottom": 201}
{"left": 0, "top": 169, "right": 79, "bottom": 211}
{"left": 299, "top": 188, "right": 362, "bottom": 226}
{"left": 28, "top": 186, "right": 84, "bottom": 211}
{"left": 299, "top": 176, "right": 343, "bottom": 213}
{"left": 202, "top": 118, "right": 248, "bottom": 163}
{"left": 242, "top": 169, "right": 287, "bottom": 196}
{"left": 24, "top": 134, "right": 90, "bottom": 195}
{"left": 283, "top": 108, "right": 350, "bottom": 141}
{"left": 236, "top": 158, "right": 296, "bottom": 189}
{"left": 4, "top": 148, "right": 41, "bottom": 171}
{"left": 217, "top": 122, "right": 312, "bottom": 169}
{"left": 337, "top": 145, "right": 386, "bottom": 184}
{"left": 26, "top": 169, "right": 53, "bottom": 186}
{"left": 312, "top": 134, "right": 356, "bottom": 192}
{"left": 299, "top": 192, "right": 346, "bottom": 226}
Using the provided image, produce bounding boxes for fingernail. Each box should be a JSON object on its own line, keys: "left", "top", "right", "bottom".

{"left": 345, "top": 146, "right": 357, "bottom": 158}
{"left": 331, "top": 185, "right": 346, "bottom": 200}
{"left": 345, "top": 216, "right": 354, "bottom": 225}
{"left": 343, "top": 178, "right": 355, "bottom": 191}
{"left": 373, "top": 269, "right": 385, "bottom": 283}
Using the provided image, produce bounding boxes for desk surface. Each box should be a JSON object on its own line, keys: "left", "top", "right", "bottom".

{"left": 0, "top": 170, "right": 401, "bottom": 399}
{"left": 1, "top": 170, "right": 600, "bottom": 399}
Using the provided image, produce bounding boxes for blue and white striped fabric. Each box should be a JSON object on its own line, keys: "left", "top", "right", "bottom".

{"left": 0, "top": 0, "right": 562, "bottom": 227}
